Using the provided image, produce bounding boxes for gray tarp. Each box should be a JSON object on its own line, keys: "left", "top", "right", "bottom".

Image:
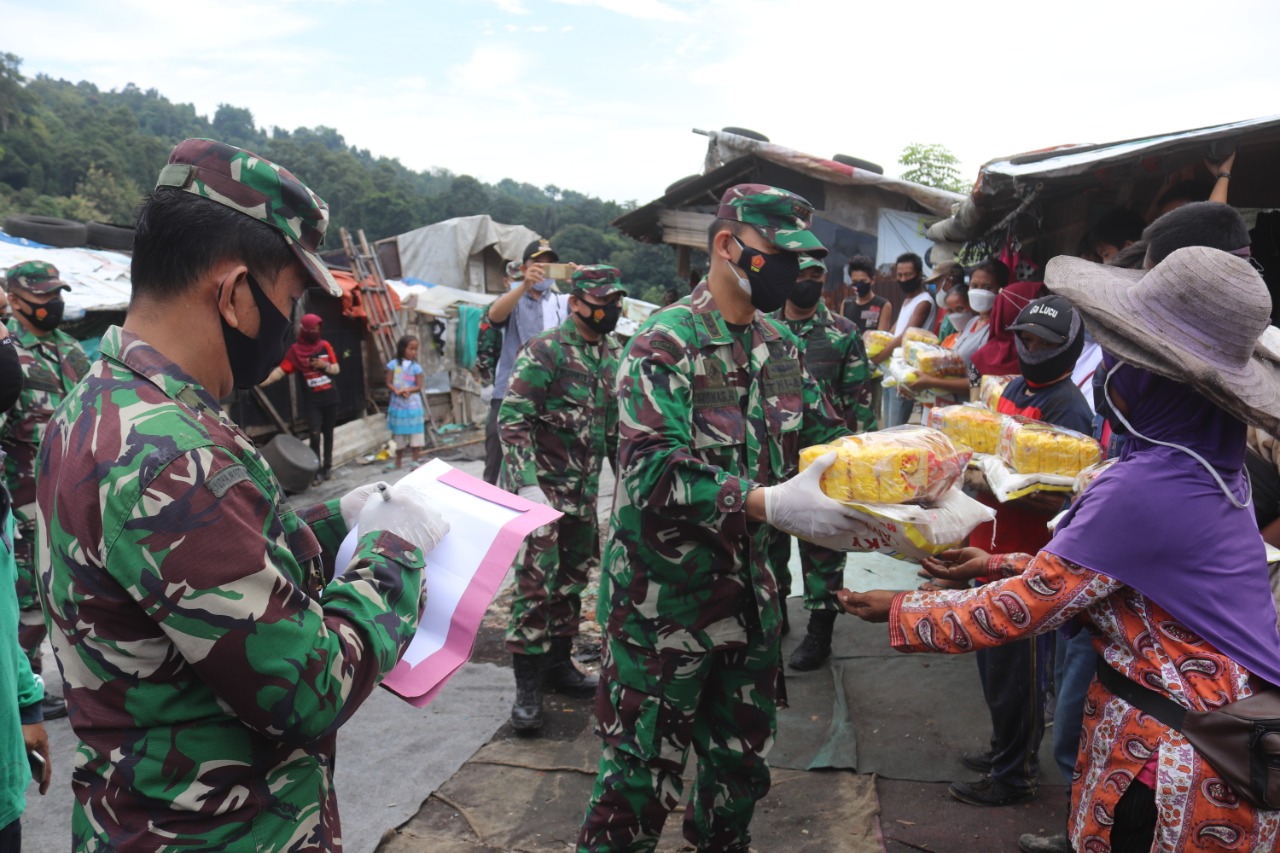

{"left": 395, "top": 215, "right": 541, "bottom": 291}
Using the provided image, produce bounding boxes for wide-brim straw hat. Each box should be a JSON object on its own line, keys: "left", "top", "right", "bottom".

{"left": 1045, "top": 245, "right": 1280, "bottom": 434}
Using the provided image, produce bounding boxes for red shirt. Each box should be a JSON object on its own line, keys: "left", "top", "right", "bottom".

{"left": 280, "top": 340, "right": 337, "bottom": 394}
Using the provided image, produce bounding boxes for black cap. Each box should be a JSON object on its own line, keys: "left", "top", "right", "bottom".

{"left": 1007, "top": 294, "right": 1075, "bottom": 345}
{"left": 523, "top": 239, "right": 559, "bottom": 264}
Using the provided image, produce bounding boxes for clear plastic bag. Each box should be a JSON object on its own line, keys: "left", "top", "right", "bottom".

{"left": 929, "top": 404, "right": 1005, "bottom": 455}
{"left": 1073, "top": 459, "right": 1116, "bottom": 494}
{"left": 904, "top": 327, "right": 940, "bottom": 346}
{"left": 976, "top": 453, "right": 1075, "bottom": 502}
{"left": 998, "top": 417, "right": 1102, "bottom": 478}
{"left": 904, "top": 341, "right": 966, "bottom": 378}
{"left": 864, "top": 330, "right": 894, "bottom": 359}
{"left": 804, "top": 485, "right": 997, "bottom": 560}
{"left": 979, "top": 374, "right": 1014, "bottom": 411}
{"left": 799, "top": 425, "right": 972, "bottom": 505}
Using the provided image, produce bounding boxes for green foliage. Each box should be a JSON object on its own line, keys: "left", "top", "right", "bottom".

{"left": 898, "top": 143, "right": 967, "bottom": 194}
{"left": 0, "top": 53, "right": 684, "bottom": 303}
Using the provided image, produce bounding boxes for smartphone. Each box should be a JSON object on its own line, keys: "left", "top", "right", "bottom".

{"left": 27, "top": 749, "right": 48, "bottom": 786}
{"left": 544, "top": 262, "right": 572, "bottom": 281}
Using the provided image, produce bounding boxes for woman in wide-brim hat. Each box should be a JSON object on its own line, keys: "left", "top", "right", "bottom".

{"left": 840, "top": 245, "right": 1280, "bottom": 852}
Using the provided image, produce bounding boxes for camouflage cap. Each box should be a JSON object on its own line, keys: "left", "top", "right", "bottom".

{"left": 155, "top": 138, "right": 341, "bottom": 297}
{"left": 570, "top": 265, "right": 626, "bottom": 300}
{"left": 798, "top": 255, "right": 827, "bottom": 273}
{"left": 5, "top": 260, "right": 70, "bottom": 294}
{"left": 717, "top": 184, "right": 827, "bottom": 258}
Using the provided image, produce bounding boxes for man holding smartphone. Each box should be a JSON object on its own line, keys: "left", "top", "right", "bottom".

{"left": 484, "top": 239, "right": 572, "bottom": 484}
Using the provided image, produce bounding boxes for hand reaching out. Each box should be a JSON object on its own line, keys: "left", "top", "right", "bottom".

{"left": 919, "top": 546, "right": 991, "bottom": 584}
{"left": 836, "top": 588, "right": 897, "bottom": 622}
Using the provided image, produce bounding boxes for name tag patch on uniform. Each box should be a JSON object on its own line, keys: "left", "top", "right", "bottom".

{"left": 762, "top": 360, "right": 802, "bottom": 396}
{"left": 693, "top": 387, "right": 739, "bottom": 408}
{"left": 559, "top": 369, "right": 593, "bottom": 385}
{"left": 205, "top": 464, "right": 251, "bottom": 498}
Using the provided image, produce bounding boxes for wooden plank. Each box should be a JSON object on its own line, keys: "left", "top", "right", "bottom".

{"left": 658, "top": 209, "right": 715, "bottom": 248}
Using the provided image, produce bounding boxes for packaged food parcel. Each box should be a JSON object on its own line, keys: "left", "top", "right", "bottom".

{"left": 801, "top": 486, "right": 997, "bottom": 561}
{"left": 904, "top": 327, "right": 940, "bottom": 346}
{"left": 882, "top": 356, "right": 933, "bottom": 400}
{"left": 979, "top": 374, "right": 1014, "bottom": 412}
{"left": 799, "top": 426, "right": 972, "bottom": 505}
{"left": 864, "top": 330, "right": 894, "bottom": 359}
{"left": 975, "top": 453, "right": 1077, "bottom": 503}
{"left": 929, "top": 404, "right": 1005, "bottom": 455}
{"left": 1073, "top": 459, "right": 1116, "bottom": 494}
{"left": 904, "top": 341, "right": 967, "bottom": 378}
{"left": 998, "top": 417, "right": 1102, "bottom": 478}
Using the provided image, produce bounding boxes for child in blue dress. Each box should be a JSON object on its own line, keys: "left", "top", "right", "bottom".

{"left": 385, "top": 335, "right": 425, "bottom": 470}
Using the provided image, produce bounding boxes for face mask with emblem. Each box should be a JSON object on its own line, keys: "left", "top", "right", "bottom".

{"left": 577, "top": 299, "right": 621, "bottom": 335}
{"left": 13, "top": 292, "right": 64, "bottom": 332}
{"left": 730, "top": 236, "right": 800, "bottom": 313}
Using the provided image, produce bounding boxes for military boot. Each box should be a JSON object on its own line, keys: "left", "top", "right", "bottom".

{"left": 544, "top": 637, "right": 599, "bottom": 698}
{"left": 788, "top": 609, "right": 836, "bottom": 671}
{"left": 510, "top": 653, "right": 545, "bottom": 732}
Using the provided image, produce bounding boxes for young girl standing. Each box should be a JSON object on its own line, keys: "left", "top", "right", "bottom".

{"left": 385, "top": 335, "right": 426, "bottom": 470}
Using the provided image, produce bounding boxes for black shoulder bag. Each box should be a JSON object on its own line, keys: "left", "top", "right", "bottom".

{"left": 1096, "top": 659, "right": 1280, "bottom": 810}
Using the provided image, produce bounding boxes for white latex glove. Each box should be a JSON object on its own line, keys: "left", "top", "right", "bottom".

{"left": 357, "top": 479, "right": 450, "bottom": 557}
{"left": 340, "top": 481, "right": 391, "bottom": 531}
{"left": 480, "top": 384, "right": 495, "bottom": 404}
{"left": 518, "top": 485, "right": 550, "bottom": 506}
{"left": 763, "top": 451, "right": 872, "bottom": 542}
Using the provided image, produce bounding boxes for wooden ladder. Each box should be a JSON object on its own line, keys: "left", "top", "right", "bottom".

{"left": 339, "top": 227, "right": 441, "bottom": 445}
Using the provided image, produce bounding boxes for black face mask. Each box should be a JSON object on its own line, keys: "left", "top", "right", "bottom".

{"left": 1015, "top": 322, "right": 1085, "bottom": 387}
{"left": 577, "top": 299, "right": 621, "bottom": 335}
{"left": 731, "top": 236, "right": 800, "bottom": 313}
{"left": 789, "top": 278, "right": 824, "bottom": 310}
{"left": 898, "top": 276, "right": 922, "bottom": 295}
{"left": 15, "top": 295, "right": 64, "bottom": 332}
{"left": 853, "top": 281, "right": 872, "bottom": 298}
{"left": 222, "top": 274, "right": 293, "bottom": 389}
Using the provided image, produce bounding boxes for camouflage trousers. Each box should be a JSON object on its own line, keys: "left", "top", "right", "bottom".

{"left": 13, "top": 517, "right": 44, "bottom": 672}
{"left": 505, "top": 510, "right": 599, "bottom": 655}
{"left": 577, "top": 632, "right": 781, "bottom": 852}
{"left": 765, "top": 531, "right": 846, "bottom": 612}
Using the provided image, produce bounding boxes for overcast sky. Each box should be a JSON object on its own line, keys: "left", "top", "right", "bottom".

{"left": 6, "top": 0, "right": 1280, "bottom": 205}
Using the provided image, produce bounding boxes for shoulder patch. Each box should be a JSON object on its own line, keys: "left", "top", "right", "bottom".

{"left": 205, "top": 463, "right": 251, "bottom": 498}
{"left": 650, "top": 338, "right": 684, "bottom": 360}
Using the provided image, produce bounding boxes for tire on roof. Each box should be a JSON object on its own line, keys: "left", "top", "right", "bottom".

{"left": 721, "top": 126, "right": 769, "bottom": 142}
{"left": 833, "top": 154, "right": 884, "bottom": 175}
{"left": 86, "top": 221, "right": 135, "bottom": 252}
{"left": 3, "top": 214, "right": 89, "bottom": 248}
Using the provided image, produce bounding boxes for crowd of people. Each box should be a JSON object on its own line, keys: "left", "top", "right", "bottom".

{"left": 0, "top": 135, "right": 1275, "bottom": 853}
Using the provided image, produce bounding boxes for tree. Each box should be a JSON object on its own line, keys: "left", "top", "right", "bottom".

{"left": 212, "top": 104, "right": 257, "bottom": 147}
{"left": 0, "top": 53, "right": 34, "bottom": 134}
{"left": 897, "top": 143, "right": 967, "bottom": 194}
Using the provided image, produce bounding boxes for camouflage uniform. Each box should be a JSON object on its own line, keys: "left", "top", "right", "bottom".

{"left": 0, "top": 261, "right": 90, "bottom": 671}
{"left": 500, "top": 267, "right": 624, "bottom": 655}
{"left": 35, "top": 140, "right": 417, "bottom": 852}
{"left": 578, "top": 186, "right": 846, "bottom": 853}
{"left": 767, "top": 278, "right": 872, "bottom": 611}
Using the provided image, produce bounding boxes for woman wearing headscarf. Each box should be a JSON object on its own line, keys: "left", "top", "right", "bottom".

{"left": 261, "top": 313, "right": 341, "bottom": 486}
{"left": 840, "top": 247, "right": 1280, "bottom": 852}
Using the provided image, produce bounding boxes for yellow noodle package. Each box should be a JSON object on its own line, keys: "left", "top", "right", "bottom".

{"left": 929, "top": 405, "right": 1005, "bottom": 455}
{"left": 998, "top": 417, "right": 1102, "bottom": 478}
{"left": 904, "top": 341, "right": 966, "bottom": 378}
{"left": 903, "top": 327, "right": 940, "bottom": 346}
{"left": 979, "top": 374, "right": 1014, "bottom": 411}
{"left": 799, "top": 425, "right": 972, "bottom": 505}
{"left": 864, "top": 330, "right": 894, "bottom": 359}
